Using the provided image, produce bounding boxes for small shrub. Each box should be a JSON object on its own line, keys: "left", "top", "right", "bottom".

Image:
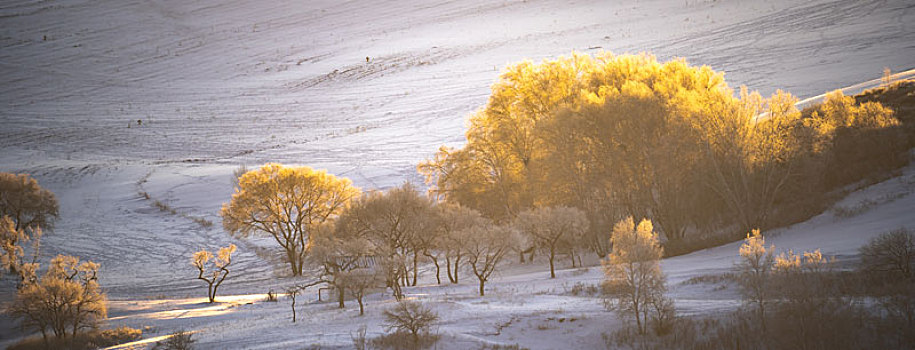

{"left": 350, "top": 325, "right": 367, "bottom": 350}
{"left": 8, "top": 327, "right": 142, "bottom": 350}
{"left": 370, "top": 332, "right": 440, "bottom": 350}
{"left": 154, "top": 330, "right": 195, "bottom": 350}
{"left": 381, "top": 301, "right": 440, "bottom": 349}
{"left": 859, "top": 228, "right": 914, "bottom": 279}
{"left": 568, "top": 282, "right": 600, "bottom": 296}
{"left": 265, "top": 289, "right": 278, "bottom": 302}
{"left": 481, "top": 344, "right": 529, "bottom": 350}
{"left": 383, "top": 301, "right": 439, "bottom": 337}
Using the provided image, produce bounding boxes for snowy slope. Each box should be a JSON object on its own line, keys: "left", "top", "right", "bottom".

{"left": 1, "top": 0, "right": 914, "bottom": 346}
{"left": 8, "top": 159, "right": 904, "bottom": 350}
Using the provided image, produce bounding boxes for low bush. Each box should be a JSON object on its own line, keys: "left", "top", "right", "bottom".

{"left": 8, "top": 326, "right": 142, "bottom": 350}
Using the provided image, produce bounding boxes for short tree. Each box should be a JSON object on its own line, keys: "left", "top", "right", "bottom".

{"left": 309, "top": 222, "right": 377, "bottom": 308}
{"left": 736, "top": 229, "right": 775, "bottom": 328}
{"left": 859, "top": 228, "right": 914, "bottom": 279}
{"left": 285, "top": 287, "right": 300, "bottom": 322}
{"left": 340, "top": 268, "right": 383, "bottom": 316}
{"left": 221, "top": 163, "right": 360, "bottom": 276}
{"left": 9, "top": 255, "right": 107, "bottom": 346}
{"left": 463, "top": 222, "right": 514, "bottom": 296}
{"left": 602, "top": 217, "right": 666, "bottom": 335}
{"left": 0, "top": 172, "right": 59, "bottom": 232}
{"left": 383, "top": 301, "right": 439, "bottom": 342}
{"left": 516, "top": 206, "right": 589, "bottom": 278}
{"left": 191, "top": 244, "right": 236, "bottom": 303}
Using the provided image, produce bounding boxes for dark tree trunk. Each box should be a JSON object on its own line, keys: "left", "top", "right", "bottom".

{"left": 337, "top": 287, "right": 345, "bottom": 308}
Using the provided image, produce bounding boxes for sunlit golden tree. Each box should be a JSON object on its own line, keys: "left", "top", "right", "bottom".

{"left": 10, "top": 255, "right": 107, "bottom": 346}
{"left": 602, "top": 217, "right": 666, "bottom": 334}
{"left": 191, "top": 244, "right": 236, "bottom": 303}
{"left": 221, "top": 163, "right": 360, "bottom": 276}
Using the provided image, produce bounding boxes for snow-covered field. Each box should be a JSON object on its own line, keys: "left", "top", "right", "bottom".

{"left": 1, "top": 0, "right": 914, "bottom": 348}
{"left": 36, "top": 162, "right": 915, "bottom": 349}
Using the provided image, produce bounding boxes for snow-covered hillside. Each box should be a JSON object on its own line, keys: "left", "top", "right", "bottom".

{"left": 1, "top": 0, "right": 914, "bottom": 347}
{"left": 10, "top": 155, "right": 908, "bottom": 350}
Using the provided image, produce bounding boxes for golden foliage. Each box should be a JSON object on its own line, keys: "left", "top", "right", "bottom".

{"left": 10, "top": 255, "right": 107, "bottom": 342}
{"left": 220, "top": 163, "right": 360, "bottom": 276}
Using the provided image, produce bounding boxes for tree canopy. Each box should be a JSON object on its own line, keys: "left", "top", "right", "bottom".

{"left": 221, "top": 163, "right": 360, "bottom": 276}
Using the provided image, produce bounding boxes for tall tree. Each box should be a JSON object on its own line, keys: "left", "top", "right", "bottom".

{"left": 221, "top": 163, "right": 360, "bottom": 276}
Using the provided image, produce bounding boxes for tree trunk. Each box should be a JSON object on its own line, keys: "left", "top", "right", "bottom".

{"left": 425, "top": 252, "right": 441, "bottom": 284}
{"left": 291, "top": 297, "right": 297, "bottom": 322}
{"left": 549, "top": 250, "right": 556, "bottom": 279}
{"left": 208, "top": 283, "right": 215, "bottom": 303}
{"left": 338, "top": 286, "right": 345, "bottom": 308}
{"left": 358, "top": 297, "right": 364, "bottom": 316}
{"left": 479, "top": 279, "right": 485, "bottom": 296}
{"left": 445, "top": 256, "right": 455, "bottom": 283}
{"left": 412, "top": 253, "right": 419, "bottom": 286}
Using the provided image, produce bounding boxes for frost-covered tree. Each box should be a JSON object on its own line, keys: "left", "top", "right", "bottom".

{"left": 309, "top": 221, "right": 377, "bottom": 308}
{"left": 602, "top": 217, "right": 666, "bottom": 334}
{"left": 221, "top": 163, "right": 360, "bottom": 276}
{"left": 191, "top": 244, "right": 236, "bottom": 303}
{"left": 9, "top": 255, "right": 107, "bottom": 346}
{"left": 0, "top": 172, "right": 59, "bottom": 232}
{"left": 332, "top": 184, "right": 435, "bottom": 291}
{"left": 463, "top": 222, "right": 514, "bottom": 296}
{"left": 436, "top": 203, "right": 484, "bottom": 284}
{"left": 339, "top": 268, "right": 382, "bottom": 316}
{"left": 1, "top": 215, "right": 42, "bottom": 281}
{"left": 736, "top": 229, "right": 775, "bottom": 328}
{"left": 516, "top": 206, "right": 589, "bottom": 278}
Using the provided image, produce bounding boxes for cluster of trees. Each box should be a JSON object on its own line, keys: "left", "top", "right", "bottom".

{"left": 222, "top": 164, "right": 600, "bottom": 314}
{"left": 418, "top": 52, "right": 908, "bottom": 254}
{"left": 726, "top": 229, "right": 915, "bottom": 349}
{"left": 2, "top": 173, "right": 109, "bottom": 348}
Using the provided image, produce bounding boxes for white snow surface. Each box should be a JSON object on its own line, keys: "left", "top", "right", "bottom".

{"left": 1, "top": 0, "right": 914, "bottom": 348}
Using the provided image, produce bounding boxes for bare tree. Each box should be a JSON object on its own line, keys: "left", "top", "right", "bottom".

{"left": 859, "top": 228, "right": 914, "bottom": 279}
{"left": 463, "top": 222, "right": 514, "bottom": 296}
{"left": 285, "top": 287, "right": 300, "bottom": 322}
{"left": 436, "top": 203, "right": 484, "bottom": 284}
{"left": 191, "top": 244, "right": 236, "bottom": 303}
{"left": 221, "top": 163, "right": 360, "bottom": 276}
{"left": 340, "top": 268, "right": 383, "bottom": 315}
{"left": 516, "top": 206, "right": 589, "bottom": 278}
{"left": 383, "top": 301, "right": 439, "bottom": 343}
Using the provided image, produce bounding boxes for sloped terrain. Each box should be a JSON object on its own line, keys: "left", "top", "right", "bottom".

{"left": 1, "top": 0, "right": 914, "bottom": 348}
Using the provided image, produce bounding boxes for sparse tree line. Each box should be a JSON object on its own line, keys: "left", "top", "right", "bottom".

{"left": 220, "top": 165, "right": 590, "bottom": 310}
